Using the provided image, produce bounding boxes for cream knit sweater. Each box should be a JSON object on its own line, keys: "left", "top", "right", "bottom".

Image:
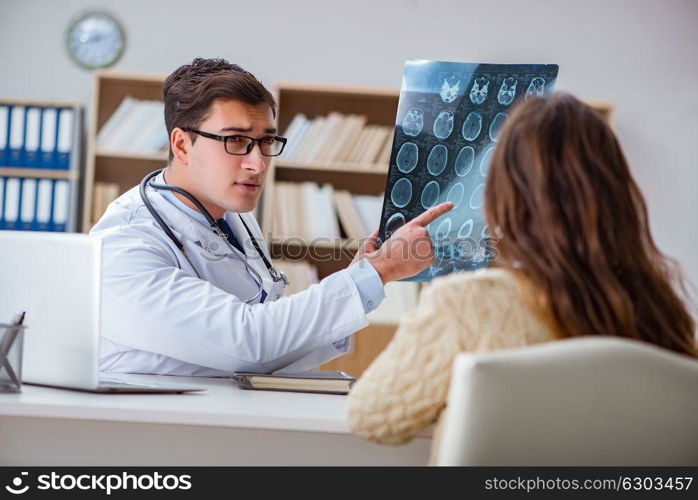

{"left": 346, "top": 267, "right": 558, "bottom": 464}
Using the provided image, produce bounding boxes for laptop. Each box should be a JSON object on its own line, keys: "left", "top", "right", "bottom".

{"left": 0, "top": 231, "right": 203, "bottom": 393}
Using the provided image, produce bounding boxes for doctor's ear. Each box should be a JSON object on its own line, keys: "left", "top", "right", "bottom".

{"left": 171, "top": 127, "right": 191, "bottom": 165}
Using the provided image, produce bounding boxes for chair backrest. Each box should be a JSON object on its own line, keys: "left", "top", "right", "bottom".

{"left": 437, "top": 336, "right": 698, "bottom": 465}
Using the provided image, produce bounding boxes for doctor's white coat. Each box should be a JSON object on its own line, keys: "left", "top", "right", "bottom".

{"left": 90, "top": 172, "right": 376, "bottom": 376}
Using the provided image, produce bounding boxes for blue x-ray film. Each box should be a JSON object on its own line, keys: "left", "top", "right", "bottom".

{"left": 378, "top": 60, "right": 559, "bottom": 282}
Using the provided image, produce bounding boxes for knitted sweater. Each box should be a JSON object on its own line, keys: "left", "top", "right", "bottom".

{"left": 346, "top": 267, "right": 558, "bottom": 464}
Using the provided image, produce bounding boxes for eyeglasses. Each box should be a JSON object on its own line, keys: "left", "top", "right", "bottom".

{"left": 182, "top": 128, "right": 287, "bottom": 157}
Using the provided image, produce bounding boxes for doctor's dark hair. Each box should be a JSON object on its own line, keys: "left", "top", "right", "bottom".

{"left": 485, "top": 92, "right": 696, "bottom": 357}
{"left": 163, "top": 57, "right": 276, "bottom": 162}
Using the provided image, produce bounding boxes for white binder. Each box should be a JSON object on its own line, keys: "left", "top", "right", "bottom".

{"left": 40, "top": 107, "right": 57, "bottom": 168}
{"left": 52, "top": 179, "right": 69, "bottom": 231}
{"left": 0, "top": 106, "right": 9, "bottom": 163}
{"left": 24, "top": 107, "right": 41, "bottom": 166}
{"left": 0, "top": 177, "right": 5, "bottom": 227}
{"left": 20, "top": 177, "right": 37, "bottom": 229}
{"left": 8, "top": 106, "right": 25, "bottom": 166}
{"left": 4, "top": 177, "right": 21, "bottom": 228}
{"left": 36, "top": 178, "right": 53, "bottom": 230}
{"left": 57, "top": 108, "right": 74, "bottom": 169}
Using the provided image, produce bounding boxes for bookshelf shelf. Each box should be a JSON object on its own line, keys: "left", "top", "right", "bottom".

{"left": 274, "top": 159, "right": 388, "bottom": 175}
{"left": 95, "top": 150, "right": 168, "bottom": 162}
{"left": 0, "top": 167, "right": 77, "bottom": 180}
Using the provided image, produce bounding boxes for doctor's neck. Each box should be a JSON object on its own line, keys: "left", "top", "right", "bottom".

{"left": 162, "top": 166, "right": 227, "bottom": 220}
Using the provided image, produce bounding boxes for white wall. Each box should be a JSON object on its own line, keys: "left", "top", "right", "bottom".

{"left": 2, "top": 0, "right": 696, "bottom": 291}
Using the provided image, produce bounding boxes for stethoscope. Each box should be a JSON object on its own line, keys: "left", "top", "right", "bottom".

{"left": 139, "top": 169, "right": 289, "bottom": 304}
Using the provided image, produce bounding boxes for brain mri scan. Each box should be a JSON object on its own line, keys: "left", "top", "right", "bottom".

{"left": 433, "top": 110, "right": 455, "bottom": 139}
{"left": 525, "top": 77, "right": 546, "bottom": 99}
{"left": 427, "top": 144, "right": 448, "bottom": 176}
{"left": 380, "top": 60, "right": 559, "bottom": 281}
{"left": 439, "top": 75, "right": 461, "bottom": 103}
{"left": 461, "top": 111, "right": 482, "bottom": 141}
{"left": 469, "top": 77, "right": 489, "bottom": 105}
{"left": 497, "top": 77, "right": 517, "bottom": 105}
{"left": 402, "top": 108, "right": 424, "bottom": 136}
{"left": 396, "top": 141, "right": 419, "bottom": 173}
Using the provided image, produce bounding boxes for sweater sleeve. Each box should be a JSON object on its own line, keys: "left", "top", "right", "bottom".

{"left": 346, "top": 279, "right": 465, "bottom": 445}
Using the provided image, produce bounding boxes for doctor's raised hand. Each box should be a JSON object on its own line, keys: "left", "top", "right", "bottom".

{"left": 351, "top": 202, "right": 455, "bottom": 284}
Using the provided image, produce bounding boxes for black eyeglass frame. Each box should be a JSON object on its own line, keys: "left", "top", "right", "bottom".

{"left": 181, "top": 128, "right": 287, "bottom": 157}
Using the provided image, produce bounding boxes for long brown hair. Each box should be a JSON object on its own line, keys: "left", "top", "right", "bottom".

{"left": 485, "top": 92, "right": 696, "bottom": 357}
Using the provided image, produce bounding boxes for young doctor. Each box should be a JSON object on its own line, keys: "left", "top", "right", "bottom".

{"left": 91, "top": 58, "right": 453, "bottom": 376}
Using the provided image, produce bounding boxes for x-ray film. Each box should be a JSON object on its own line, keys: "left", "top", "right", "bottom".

{"left": 378, "top": 60, "right": 559, "bottom": 282}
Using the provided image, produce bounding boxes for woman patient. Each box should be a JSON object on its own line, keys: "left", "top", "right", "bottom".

{"left": 346, "top": 92, "right": 696, "bottom": 463}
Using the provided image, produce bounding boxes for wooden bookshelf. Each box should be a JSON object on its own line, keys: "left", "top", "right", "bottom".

{"left": 82, "top": 70, "right": 168, "bottom": 231}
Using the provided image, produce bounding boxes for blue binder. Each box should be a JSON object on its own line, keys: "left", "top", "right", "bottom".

{"left": 51, "top": 180, "right": 69, "bottom": 231}
{"left": 8, "top": 105, "right": 26, "bottom": 167}
{"left": 24, "top": 107, "right": 42, "bottom": 168}
{"left": 20, "top": 177, "right": 37, "bottom": 231}
{"left": 40, "top": 107, "right": 58, "bottom": 169}
{"left": 3, "top": 177, "right": 21, "bottom": 230}
{"left": 0, "top": 106, "right": 9, "bottom": 167}
{"left": 56, "top": 108, "right": 74, "bottom": 170}
{"left": 0, "top": 177, "right": 5, "bottom": 230}
{"left": 35, "top": 178, "right": 53, "bottom": 231}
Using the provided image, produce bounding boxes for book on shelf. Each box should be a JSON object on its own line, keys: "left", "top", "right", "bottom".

{"left": 91, "top": 181, "right": 121, "bottom": 225}
{"left": 272, "top": 259, "right": 319, "bottom": 296}
{"left": 272, "top": 181, "right": 383, "bottom": 243}
{"left": 96, "top": 96, "right": 168, "bottom": 155}
{"left": 279, "top": 112, "right": 392, "bottom": 168}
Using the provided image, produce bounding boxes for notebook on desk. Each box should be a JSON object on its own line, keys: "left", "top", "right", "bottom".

{"left": 232, "top": 370, "right": 356, "bottom": 395}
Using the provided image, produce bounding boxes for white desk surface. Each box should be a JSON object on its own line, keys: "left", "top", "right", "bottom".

{"left": 0, "top": 373, "right": 432, "bottom": 437}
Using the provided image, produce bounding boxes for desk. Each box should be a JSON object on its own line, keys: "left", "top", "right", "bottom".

{"left": 0, "top": 374, "right": 432, "bottom": 466}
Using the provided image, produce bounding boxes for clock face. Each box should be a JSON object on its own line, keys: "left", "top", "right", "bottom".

{"left": 66, "top": 12, "right": 125, "bottom": 70}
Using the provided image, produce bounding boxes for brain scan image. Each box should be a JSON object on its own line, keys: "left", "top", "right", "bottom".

{"left": 391, "top": 178, "right": 413, "bottom": 208}
{"left": 421, "top": 180, "right": 440, "bottom": 209}
{"left": 489, "top": 112, "right": 508, "bottom": 142}
{"left": 470, "top": 183, "right": 486, "bottom": 209}
{"left": 497, "top": 77, "right": 517, "bottom": 105}
{"left": 396, "top": 142, "right": 419, "bottom": 173}
{"left": 454, "top": 146, "right": 475, "bottom": 177}
{"left": 461, "top": 111, "right": 482, "bottom": 141}
{"left": 380, "top": 60, "right": 558, "bottom": 282}
{"left": 439, "top": 75, "right": 461, "bottom": 103}
{"left": 525, "top": 77, "right": 546, "bottom": 99}
{"left": 433, "top": 110, "right": 455, "bottom": 139}
{"left": 480, "top": 147, "right": 495, "bottom": 176}
{"left": 432, "top": 217, "right": 452, "bottom": 240}
{"left": 385, "top": 212, "right": 406, "bottom": 239}
{"left": 457, "top": 218, "right": 474, "bottom": 238}
{"left": 445, "top": 182, "right": 465, "bottom": 207}
{"left": 469, "top": 77, "right": 489, "bottom": 105}
{"left": 427, "top": 145, "right": 448, "bottom": 176}
{"left": 402, "top": 108, "right": 424, "bottom": 136}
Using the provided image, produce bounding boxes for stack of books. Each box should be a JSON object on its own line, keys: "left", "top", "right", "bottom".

{"left": 281, "top": 113, "right": 393, "bottom": 169}
{"left": 96, "top": 96, "right": 168, "bottom": 155}
{"left": 272, "top": 259, "right": 319, "bottom": 296}
{"left": 91, "top": 181, "right": 121, "bottom": 225}
{"left": 272, "top": 181, "right": 383, "bottom": 242}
